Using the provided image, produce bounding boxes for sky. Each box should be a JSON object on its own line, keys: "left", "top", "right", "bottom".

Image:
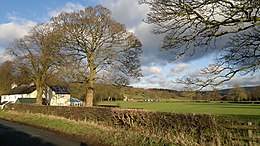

{"left": 0, "top": 0, "right": 259, "bottom": 91}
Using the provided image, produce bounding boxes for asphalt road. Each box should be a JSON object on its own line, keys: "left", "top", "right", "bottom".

{"left": 0, "top": 119, "right": 88, "bottom": 146}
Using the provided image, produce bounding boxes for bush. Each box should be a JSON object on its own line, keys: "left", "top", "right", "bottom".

{"left": 5, "top": 103, "right": 230, "bottom": 145}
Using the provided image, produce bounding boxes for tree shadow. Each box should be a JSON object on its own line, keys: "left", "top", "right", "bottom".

{"left": 0, "top": 123, "right": 55, "bottom": 146}
{"left": 0, "top": 123, "right": 89, "bottom": 146}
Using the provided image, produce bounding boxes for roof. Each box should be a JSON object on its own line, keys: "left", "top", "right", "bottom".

{"left": 2, "top": 84, "right": 71, "bottom": 95}
{"left": 2, "top": 85, "right": 36, "bottom": 95}
{"left": 16, "top": 98, "right": 36, "bottom": 104}
{"left": 49, "top": 85, "right": 70, "bottom": 94}
{"left": 70, "top": 98, "right": 83, "bottom": 103}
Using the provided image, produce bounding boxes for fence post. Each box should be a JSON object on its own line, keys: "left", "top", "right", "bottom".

{"left": 248, "top": 122, "right": 253, "bottom": 146}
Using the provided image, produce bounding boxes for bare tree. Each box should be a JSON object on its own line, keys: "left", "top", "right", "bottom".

{"left": 141, "top": 0, "right": 260, "bottom": 88}
{"left": 0, "top": 61, "right": 32, "bottom": 95}
{"left": 52, "top": 5, "right": 142, "bottom": 107}
{"left": 8, "top": 23, "right": 62, "bottom": 105}
{"left": 0, "top": 61, "right": 15, "bottom": 94}
{"left": 179, "top": 27, "right": 260, "bottom": 89}
{"left": 250, "top": 86, "right": 260, "bottom": 100}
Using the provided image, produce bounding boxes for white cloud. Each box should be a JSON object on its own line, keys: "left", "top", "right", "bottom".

{"left": 48, "top": 2, "right": 84, "bottom": 18}
{"left": 170, "top": 63, "right": 189, "bottom": 76}
{"left": 132, "top": 75, "right": 186, "bottom": 90}
{"left": 220, "top": 73, "right": 260, "bottom": 89}
{"left": 0, "top": 16, "right": 37, "bottom": 50}
{"left": 0, "top": 52, "right": 12, "bottom": 63}
{"left": 0, "top": 15, "right": 37, "bottom": 63}
{"left": 101, "top": 0, "right": 171, "bottom": 66}
{"left": 101, "top": 0, "right": 149, "bottom": 28}
{"left": 142, "top": 66, "right": 162, "bottom": 76}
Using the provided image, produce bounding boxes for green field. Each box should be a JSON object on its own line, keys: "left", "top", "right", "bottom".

{"left": 98, "top": 101, "right": 260, "bottom": 121}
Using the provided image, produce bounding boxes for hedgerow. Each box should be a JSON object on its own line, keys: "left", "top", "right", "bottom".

{"left": 5, "top": 103, "right": 232, "bottom": 145}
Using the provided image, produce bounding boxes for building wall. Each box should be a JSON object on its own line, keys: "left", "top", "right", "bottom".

{"left": 1, "top": 91, "right": 39, "bottom": 103}
{"left": 50, "top": 93, "right": 71, "bottom": 106}
{"left": 28, "top": 90, "right": 38, "bottom": 98}
{"left": 1, "top": 95, "right": 21, "bottom": 103}
{"left": 44, "top": 86, "right": 53, "bottom": 103}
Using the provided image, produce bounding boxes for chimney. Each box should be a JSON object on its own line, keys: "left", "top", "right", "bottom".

{"left": 11, "top": 83, "right": 17, "bottom": 89}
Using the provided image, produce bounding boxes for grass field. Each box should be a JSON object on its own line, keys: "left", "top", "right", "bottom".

{"left": 98, "top": 101, "right": 260, "bottom": 121}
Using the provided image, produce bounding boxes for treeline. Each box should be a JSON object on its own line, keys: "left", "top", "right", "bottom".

{"left": 182, "top": 85, "right": 260, "bottom": 101}
{"left": 69, "top": 83, "right": 177, "bottom": 104}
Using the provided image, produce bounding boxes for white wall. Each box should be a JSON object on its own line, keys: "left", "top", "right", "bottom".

{"left": 1, "top": 95, "right": 21, "bottom": 103}
{"left": 50, "top": 93, "right": 71, "bottom": 106}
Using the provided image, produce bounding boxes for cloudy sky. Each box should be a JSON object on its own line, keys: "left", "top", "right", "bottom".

{"left": 0, "top": 0, "right": 259, "bottom": 90}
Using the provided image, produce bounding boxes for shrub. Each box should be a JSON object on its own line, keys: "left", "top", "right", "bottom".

{"left": 5, "top": 103, "right": 230, "bottom": 145}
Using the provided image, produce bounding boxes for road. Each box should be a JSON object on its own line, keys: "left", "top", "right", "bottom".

{"left": 0, "top": 119, "right": 88, "bottom": 146}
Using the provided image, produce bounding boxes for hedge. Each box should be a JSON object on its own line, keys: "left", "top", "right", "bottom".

{"left": 5, "top": 103, "right": 231, "bottom": 145}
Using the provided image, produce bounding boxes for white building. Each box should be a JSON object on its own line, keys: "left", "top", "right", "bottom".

{"left": 47, "top": 85, "right": 71, "bottom": 106}
{"left": 1, "top": 84, "right": 72, "bottom": 106}
{"left": 1, "top": 85, "right": 38, "bottom": 103}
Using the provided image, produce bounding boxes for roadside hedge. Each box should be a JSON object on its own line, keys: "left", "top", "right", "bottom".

{"left": 5, "top": 103, "right": 231, "bottom": 145}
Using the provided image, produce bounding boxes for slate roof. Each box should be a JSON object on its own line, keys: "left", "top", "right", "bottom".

{"left": 70, "top": 98, "right": 83, "bottom": 103}
{"left": 2, "top": 85, "right": 36, "bottom": 95}
{"left": 49, "top": 85, "right": 70, "bottom": 94}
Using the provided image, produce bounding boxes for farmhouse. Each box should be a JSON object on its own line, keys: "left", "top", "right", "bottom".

{"left": 0, "top": 84, "right": 73, "bottom": 106}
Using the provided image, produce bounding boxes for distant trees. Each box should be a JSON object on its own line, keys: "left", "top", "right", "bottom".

{"left": 0, "top": 61, "right": 32, "bottom": 95}
{"left": 0, "top": 61, "right": 15, "bottom": 94}
{"left": 228, "top": 84, "right": 248, "bottom": 101}
{"left": 141, "top": 0, "right": 260, "bottom": 88}
{"left": 250, "top": 86, "right": 260, "bottom": 101}
{"left": 202, "top": 88, "right": 222, "bottom": 101}
{"left": 7, "top": 23, "right": 63, "bottom": 105}
{"left": 52, "top": 5, "right": 142, "bottom": 107}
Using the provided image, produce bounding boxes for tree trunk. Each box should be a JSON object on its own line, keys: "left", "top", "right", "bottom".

{"left": 86, "top": 84, "right": 94, "bottom": 107}
{"left": 36, "top": 85, "right": 43, "bottom": 105}
{"left": 86, "top": 64, "right": 95, "bottom": 107}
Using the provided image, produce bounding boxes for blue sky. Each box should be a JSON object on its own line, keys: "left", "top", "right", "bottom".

{"left": 0, "top": 0, "right": 259, "bottom": 90}
{"left": 0, "top": 0, "right": 96, "bottom": 23}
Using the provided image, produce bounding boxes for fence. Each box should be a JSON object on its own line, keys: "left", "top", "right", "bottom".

{"left": 223, "top": 122, "right": 260, "bottom": 146}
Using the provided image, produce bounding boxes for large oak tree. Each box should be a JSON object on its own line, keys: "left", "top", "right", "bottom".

{"left": 8, "top": 23, "right": 62, "bottom": 105}
{"left": 141, "top": 0, "right": 260, "bottom": 88}
{"left": 52, "top": 5, "right": 142, "bottom": 107}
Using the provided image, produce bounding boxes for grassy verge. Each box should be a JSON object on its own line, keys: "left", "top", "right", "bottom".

{"left": 0, "top": 110, "right": 175, "bottom": 146}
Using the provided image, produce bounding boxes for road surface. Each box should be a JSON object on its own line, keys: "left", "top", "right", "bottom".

{"left": 0, "top": 119, "right": 88, "bottom": 146}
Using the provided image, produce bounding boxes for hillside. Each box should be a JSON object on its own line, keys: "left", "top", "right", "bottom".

{"left": 68, "top": 83, "right": 260, "bottom": 103}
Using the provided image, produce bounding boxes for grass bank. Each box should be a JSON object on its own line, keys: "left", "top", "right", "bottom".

{"left": 0, "top": 110, "right": 174, "bottom": 146}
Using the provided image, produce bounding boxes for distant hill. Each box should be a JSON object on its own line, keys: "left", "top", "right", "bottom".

{"left": 148, "top": 88, "right": 179, "bottom": 93}
{"left": 150, "top": 86, "right": 258, "bottom": 94}
{"left": 68, "top": 82, "right": 259, "bottom": 102}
